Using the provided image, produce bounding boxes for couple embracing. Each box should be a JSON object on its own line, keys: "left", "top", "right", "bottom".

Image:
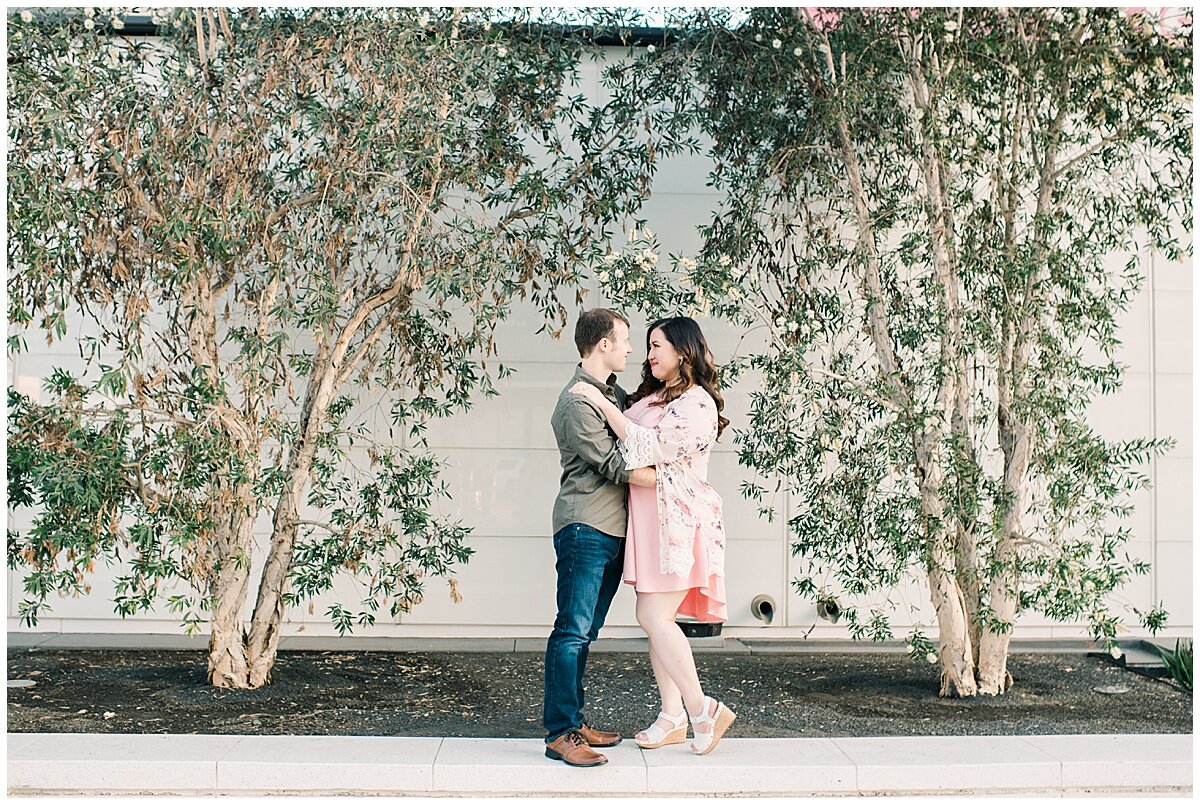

{"left": 543, "top": 308, "right": 736, "bottom": 766}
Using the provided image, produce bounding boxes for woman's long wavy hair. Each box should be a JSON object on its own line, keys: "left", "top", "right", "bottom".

{"left": 627, "top": 317, "right": 729, "bottom": 439}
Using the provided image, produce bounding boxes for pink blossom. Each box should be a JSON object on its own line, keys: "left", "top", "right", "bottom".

{"left": 1124, "top": 6, "right": 1190, "bottom": 36}
{"left": 802, "top": 7, "right": 843, "bottom": 32}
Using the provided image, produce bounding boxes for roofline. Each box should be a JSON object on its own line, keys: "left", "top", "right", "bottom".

{"left": 14, "top": 11, "right": 675, "bottom": 46}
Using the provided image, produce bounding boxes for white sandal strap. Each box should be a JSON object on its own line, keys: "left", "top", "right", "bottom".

{"left": 689, "top": 697, "right": 717, "bottom": 727}
{"left": 689, "top": 697, "right": 724, "bottom": 753}
{"left": 639, "top": 710, "right": 686, "bottom": 742}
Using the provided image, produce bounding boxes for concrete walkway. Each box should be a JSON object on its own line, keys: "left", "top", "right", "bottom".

{"left": 5, "top": 732, "right": 1191, "bottom": 796}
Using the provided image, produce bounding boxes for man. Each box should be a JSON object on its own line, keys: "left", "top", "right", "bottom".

{"left": 543, "top": 308, "right": 656, "bottom": 767}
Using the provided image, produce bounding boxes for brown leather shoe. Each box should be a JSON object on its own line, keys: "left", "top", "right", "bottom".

{"left": 545, "top": 730, "right": 608, "bottom": 767}
{"left": 578, "top": 721, "right": 623, "bottom": 747}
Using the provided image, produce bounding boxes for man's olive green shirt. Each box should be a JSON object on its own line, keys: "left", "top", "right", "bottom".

{"left": 550, "top": 364, "right": 633, "bottom": 538}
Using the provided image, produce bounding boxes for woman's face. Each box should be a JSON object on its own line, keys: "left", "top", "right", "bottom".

{"left": 646, "top": 327, "right": 683, "bottom": 384}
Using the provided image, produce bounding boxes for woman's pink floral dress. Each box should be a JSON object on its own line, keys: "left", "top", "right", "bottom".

{"left": 619, "top": 386, "right": 727, "bottom": 623}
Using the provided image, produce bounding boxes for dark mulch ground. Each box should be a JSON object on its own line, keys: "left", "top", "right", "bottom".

{"left": 6, "top": 648, "right": 1191, "bottom": 737}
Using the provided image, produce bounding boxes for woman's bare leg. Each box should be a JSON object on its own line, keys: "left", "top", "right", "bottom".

{"left": 635, "top": 591, "right": 709, "bottom": 721}
{"left": 635, "top": 593, "right": 686, "bottom": 740}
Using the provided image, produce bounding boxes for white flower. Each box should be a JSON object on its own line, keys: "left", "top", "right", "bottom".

{"left": 83, "top": 18, "right": 95, "bottom": 30}
{"left": 646, "top": 44, "right": 656, "bottom": 54}
{"left": 772, "top": 38, "right": 782, "bottom": 49}
{"left": 971, "top": 71, "right": 981, "bottom": 82}
{"left": 483, "top": 21, "right": 492, "bottom": 32}
{"left": 679, "top": 257, "right": 697, "bottom": 271}
{"left": 185, "top": 64, "right": 196, "bottom": 78}
{"left": 496, "top": 46, "right": 507, "bottom": 57}
{"left": 729, "top": 287, "right": 741, "bottom": 301}
{"left": 787, "top": 321, "right": 799, "bottom": 333}
{"left": 20, "top": 10, "right": 32, "bottom": 23}
{"left": 754, "top": 33, "right": 762, "bottom": 42}
{"left": 793, "top": 47, "right": 802, "bottom": 56}
{"left": 418, "top": 13, "right": 428, "bottom": 27}
{"left": 84, "top": 7, "right": 95, "bottom": 17}
{"left": 635, "top": 278, "right": 645, "bottom": 289}
{"left": 613, "top": 268, "right": 623, "bottom": 279}
{"left": 1110, "top": 646, "right": 1123, "bottom": 659}
{"left": 643, "top": 227, "right": 653, "bottom": 238}
{"left": 943, "top": 33, "right": 954, "bottom": 43}
{"left": 926, "top": 652, "right": 938, "bottom": 664}
{"left": 1049, "top": 31, "right": 1060, "bottom": 42}
{"left": 943, "top": 20, "right": 958, "bottom": 32}
{"left": 106, "top": 44, "right": 121, "bottom": 66}
{"left": 603, "top": 252, "right": 620, "bottom": 263}
{"left": 718, "top": 254, "right": 731, "bottom": 266}
{"left": 597, "top": 271, "right": 608, "bottom": 283}
{"left": 639, "top": 249, "right": 658, "bottom": 265}
{"left": 239, "top": 20, "right": 248, "bottom": 30}
{"left": 56, "top": 220, "right": 68, "bottom": 230}
{"left": 111, "top": 16, "right": 124, "bottom": 30}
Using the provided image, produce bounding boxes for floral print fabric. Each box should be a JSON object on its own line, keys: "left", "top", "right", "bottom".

{"left": 619, "top": 386, "right": 726, "bottom": 577}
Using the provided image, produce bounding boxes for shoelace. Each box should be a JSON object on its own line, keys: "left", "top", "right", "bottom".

{"left": 568, "top": 731, "right": 588, "bottom": 747}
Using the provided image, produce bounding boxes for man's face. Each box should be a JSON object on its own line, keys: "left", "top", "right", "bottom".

{"left": 602, "top": 320, "right": 633, "bottom": 374}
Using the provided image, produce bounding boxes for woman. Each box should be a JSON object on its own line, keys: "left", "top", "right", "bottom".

{"left": 570, "top": 316, "right": 735, "bottom": 756}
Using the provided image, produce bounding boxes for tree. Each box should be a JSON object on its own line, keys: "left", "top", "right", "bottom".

{"left": 7, "top": 7, "right": 681, "bottom": 688}
{"left": 599, "top": 6, "right": 1190, "bottom": 695}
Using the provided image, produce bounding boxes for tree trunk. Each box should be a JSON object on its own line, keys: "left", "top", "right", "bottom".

{"left": 239, "top": 271, "right": 420, "bottom": 686}
{"left": 915, "top": 436, "right": 978, "bottom": 697}
{"left": 900, "top": 33, "right": 982, "bottom": 694}
{"left": 204, "top": 443, "right": 262, "bottom": 687}
{"left": 929, "top": 564, "right": 977, "bottom": 697}
{"left": 245, "top": 480, "right": 304, "bottom": 687}
{"left": 242, "top": 378, "right": 325, "bottom": 686}
{"left": 205, "top": 514, "right": 254, "bottom": 688}
{"left": 977, "top": 378, "right": 1030, "bottom": 694}
{"left": 808, "top": 20, "right": 979, "bottom": 696}
{"left": 179, "top": 264, "right": 263, "bottom": 688}
{"left": 975, "top": 87, "right": 1066, "bottom": 695}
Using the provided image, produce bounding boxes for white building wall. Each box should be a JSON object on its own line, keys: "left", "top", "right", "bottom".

{"left": 7, "top": 55, "right": 1192, "bottom": 642}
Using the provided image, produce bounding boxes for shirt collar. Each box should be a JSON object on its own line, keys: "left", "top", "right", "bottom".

{"left": 574, "top": 363, "right": 618, "bottom": 394}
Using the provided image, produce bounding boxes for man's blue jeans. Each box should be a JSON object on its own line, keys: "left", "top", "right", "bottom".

{"left": 543, "top": 523, "right": 625, "bottom": 742}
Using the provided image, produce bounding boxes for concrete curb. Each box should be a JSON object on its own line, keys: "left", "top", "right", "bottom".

{"left": 6, "top": 733, "right": 1192, "bottom": 796}
{"left": 8, "top": 632, "right": 1116, "bottom": 654}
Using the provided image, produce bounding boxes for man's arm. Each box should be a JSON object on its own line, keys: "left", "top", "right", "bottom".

{"left": 628, "top": 467, "right": 657, "bottom": 487}
{"left": 559, "top": 399, "right": 633, "bottom": 484}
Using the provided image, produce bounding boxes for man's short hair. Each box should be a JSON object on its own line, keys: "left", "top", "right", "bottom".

{"left": 575, "top": 308, "right": 629, "bottom": 357}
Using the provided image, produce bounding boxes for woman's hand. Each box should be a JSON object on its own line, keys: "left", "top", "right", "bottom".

{"left": 570, "top": 380, "right": 630, "bottom": 441}
{"left": 570, "top": 382, "right": 606, "bottom": 408}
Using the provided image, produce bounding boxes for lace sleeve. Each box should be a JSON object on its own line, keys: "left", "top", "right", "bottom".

{"left": 619, "top": 421, "right": 661, "bottom": 469}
